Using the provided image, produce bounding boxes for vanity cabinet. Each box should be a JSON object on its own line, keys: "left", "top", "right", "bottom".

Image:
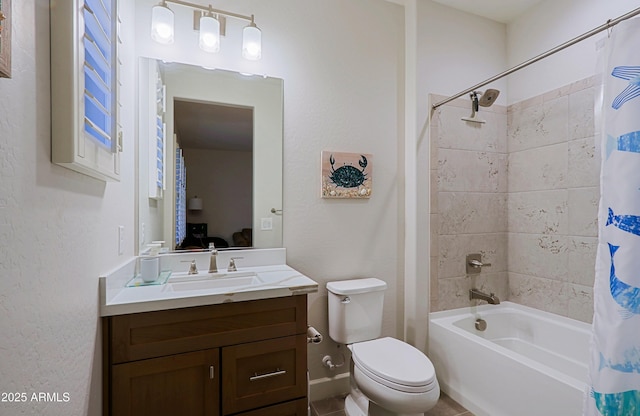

{"left": 103, "top": 295, "right": 308, "bottom": 416}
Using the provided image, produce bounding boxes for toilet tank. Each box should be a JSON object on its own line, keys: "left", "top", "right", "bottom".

{"left": 327, "top": 278, "right": 387, "bottom": 344}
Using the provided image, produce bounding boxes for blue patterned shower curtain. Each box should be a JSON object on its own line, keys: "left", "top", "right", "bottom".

{"left": 585, "top": 17, "right": 640, "bottom": 416}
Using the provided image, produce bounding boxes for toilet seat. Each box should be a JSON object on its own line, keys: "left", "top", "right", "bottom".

{"left": 350, "top": 337, "right": 437, "bottom": 394}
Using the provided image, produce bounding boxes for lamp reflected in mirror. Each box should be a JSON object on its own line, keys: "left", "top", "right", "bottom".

{"left": 188, "top": 196, "right": 203, "bottom": 211}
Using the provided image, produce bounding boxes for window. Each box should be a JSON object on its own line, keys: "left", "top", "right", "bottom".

{"left": 175, "top": 148, "right": 187, "bottom": 247}
{"left": 51, "top": 0, "right": 122, "bottom": 181}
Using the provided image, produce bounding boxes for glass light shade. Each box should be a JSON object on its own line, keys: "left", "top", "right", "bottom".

{"left": 188, "top": 197, "right": 203, "bottom": 210}
{"left": 242, "top": 23, "right": 262, "bottom": 60}
{"left": 199, "top": 14, "right": 220, "bottom": 53}
{"left": 151, "top": 3, "right": 174, "bottom": 44}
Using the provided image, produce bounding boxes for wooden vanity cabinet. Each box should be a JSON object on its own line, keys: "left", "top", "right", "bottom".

{"left": 103, "top": 295, "right": 308, "bottom": 416}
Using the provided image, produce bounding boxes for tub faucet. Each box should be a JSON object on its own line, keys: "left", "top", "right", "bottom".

{"left": 469, "top": 288, "right": 500, "bottom": 305}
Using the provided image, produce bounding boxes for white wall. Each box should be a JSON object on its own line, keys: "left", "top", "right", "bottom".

{"left": 135, "top": 0, "right": 405, "bottom": 396}
{"left": 0, "top": 1, "right": 136, "bottom": 415}
{"left": 507, "top": 0, "right": 640, "bottom": 103}
{"left": 183, "top": 148, "right": 252, "bottom": 245}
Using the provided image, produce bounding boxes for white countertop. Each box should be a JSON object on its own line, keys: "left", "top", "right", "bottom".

{"left": 99, "top": 248, "right": 318, "bottom": 316}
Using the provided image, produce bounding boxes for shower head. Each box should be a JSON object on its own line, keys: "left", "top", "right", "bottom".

{"left": 461, "top": 89, "right": 500, "bottom": 124}
{"left": 478, "top": 89, "right": 500, "bottom": 107}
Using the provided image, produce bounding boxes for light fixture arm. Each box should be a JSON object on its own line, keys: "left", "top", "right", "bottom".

{"left": 164, "top": 0, "right": 253, "bottom": 23}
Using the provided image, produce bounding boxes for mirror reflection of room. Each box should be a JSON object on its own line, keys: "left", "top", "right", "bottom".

{"left": 176, "top": 100, "right": 254, "bottom": 250}
{"left": 137, "top": 59, "right": 283, "bottom": 252}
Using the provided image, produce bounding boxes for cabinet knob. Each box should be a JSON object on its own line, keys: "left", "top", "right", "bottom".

{"left": 209, "top": 365, "right": 215, "bottom": 380}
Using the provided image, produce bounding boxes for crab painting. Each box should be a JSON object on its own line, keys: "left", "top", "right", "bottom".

{"left": 329, "top": 154, "right": 368, "bottom": 188}
{"left": 321, "top": 151, "right": 372, "bottom": 198}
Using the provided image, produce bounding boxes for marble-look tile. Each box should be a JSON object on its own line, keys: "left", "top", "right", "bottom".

{"left": 438, "top": 149, "right": 507, "bottom": 193}
{"left": 430, "top": 213, "right": 440, "bottom": 253}
{"left": 508, "top": 142, "right": 568, "bottom": 192}
{"left": 543, "top": 83, "right": 572, "bottom": 103}
{"left": 508, "top": 95, "right": 569, "bottom": 153}
{"left": 565, "top": 283, "right": 594, "bottom": 323}
{"left": 436, "top": 276, "right": 474, "bottom": 311}
{"left": 569, "top": 87, "right": 595, "bottom": 140}
{"left": 508, "top": 190, "right": 568, "bottom": 234}
{"left": 508, "top": 94, "right": 543, "bottom": 113}
{"left": 508, "top": 272, "right": 568, "bottom": 317}
{"left": 438, "top": 193, "right": 507, "bottom": 235}
{"left": 435, "top": 105, "right": 507, "bottom": 153}
{"left": 567, "top": 137, "right": 599, "bottom": 188}
{"left": 431, "top": 169, "right": 439, "bottom": 212}
{"left": 568, "top": 188, "right": 599, "bottom": 237}
{"left": 438, "top": 233, "right": 507, "bottom": 279}
{"left": 567, "top": 236, "right": 597, "bottom": 287}
{"left": 507, "top": 233, "right": 568, "bottom": 280}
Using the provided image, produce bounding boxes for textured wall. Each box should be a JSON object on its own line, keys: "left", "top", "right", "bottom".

{"left": 0, "top": 1, "right": 136, "bottom": 415}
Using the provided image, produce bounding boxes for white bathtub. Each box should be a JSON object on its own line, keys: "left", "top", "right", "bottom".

{"left": 429, "top": 302, "right": 591, "bottom": 416}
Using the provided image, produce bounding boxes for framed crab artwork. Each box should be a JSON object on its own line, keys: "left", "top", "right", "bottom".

{"left": 321, "top": 151, "right": 372, "bottom": 198}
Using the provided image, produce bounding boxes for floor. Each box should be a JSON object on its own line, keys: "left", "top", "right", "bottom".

{"left": 310, "top": 392, "right": 474, "bottom": 416}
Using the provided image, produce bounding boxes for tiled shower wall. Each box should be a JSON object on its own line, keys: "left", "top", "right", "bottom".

{"left": 429, "top": 95, "right": 509, "bottom": 312}
{"left": 430, "top": 76, "right": 600, "bottom": 323}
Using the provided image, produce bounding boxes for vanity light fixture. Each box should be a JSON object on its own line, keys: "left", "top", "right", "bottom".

{"left": 150, "top": 0, "right": 262, "bottom": 60}
{"left": 151, "top": 1, "right": 175, "bottom": 44}
{"left": 242, "top": 16, "right": 261, "bottom": 61}
{"left": 199, "top": 9, "right": 220, "bottom": 53}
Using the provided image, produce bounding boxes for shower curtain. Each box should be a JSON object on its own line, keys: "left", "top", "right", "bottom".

{"left": 586, "top": 17, "right": 640, "bottom": 416}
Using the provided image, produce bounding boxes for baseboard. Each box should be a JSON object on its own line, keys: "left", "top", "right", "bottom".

{"left": 309, "top": 372, "right": 350, "bottom": 402}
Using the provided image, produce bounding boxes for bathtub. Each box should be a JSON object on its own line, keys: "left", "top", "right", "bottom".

{"left": 429, "top": 302, "right": 591, "bottom": 416}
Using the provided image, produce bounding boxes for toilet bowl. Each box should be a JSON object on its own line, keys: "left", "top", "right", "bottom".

{"left": 327, "top": 278, "right": 440, "bottom": 416}
{"left": 347, "top": 337, "right": 439, "bottom": 416}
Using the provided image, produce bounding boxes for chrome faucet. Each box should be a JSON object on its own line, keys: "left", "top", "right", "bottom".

{"left": 469, "top": 288, "right": 500, "bottom": 305}
{"left": 180, "top": 259, "right": 198, "bottom": 275}
{"left": 228, "top": 257, "right": 243, "bottom": 272}
{"left": 208, "top": 242, "right": 218, "bottom": 273}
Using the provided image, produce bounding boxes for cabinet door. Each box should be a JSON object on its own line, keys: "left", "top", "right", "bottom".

{"left": 112, "top": 349, "right": 219, "bottom": 416}
{"left": 222, "top": 334, "right": 307, "bottom": 415}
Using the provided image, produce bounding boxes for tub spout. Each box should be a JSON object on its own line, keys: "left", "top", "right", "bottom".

{"left": 469, "top": 288, "right": 500, "bottom": 305}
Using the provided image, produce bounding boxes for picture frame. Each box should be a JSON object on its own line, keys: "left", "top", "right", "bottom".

{"left": 0, "top": 0, "right": 11, "bottom": 79}
{"left": 321, "top": 151, "right": 373, "bottom": 199}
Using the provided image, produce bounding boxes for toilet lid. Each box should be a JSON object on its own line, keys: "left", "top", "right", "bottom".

{"left": 351, "top": 337, "right": 436, "bottom": 391}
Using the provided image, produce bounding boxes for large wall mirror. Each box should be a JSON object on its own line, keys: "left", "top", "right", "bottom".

{"left": 137, "top": 57, "right": 283, "bottom": 252}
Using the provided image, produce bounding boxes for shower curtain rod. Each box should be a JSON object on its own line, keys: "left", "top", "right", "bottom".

{"left": 431, "top": 6, "right": 640, "bottom": 109}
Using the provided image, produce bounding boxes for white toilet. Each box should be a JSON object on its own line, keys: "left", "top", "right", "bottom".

{"left": 327, "top": 278, "right": 440, "bottom": 416}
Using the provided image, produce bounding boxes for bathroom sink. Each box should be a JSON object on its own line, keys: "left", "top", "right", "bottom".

{"left": 162, "top": 273, "right": 262, "bottom": 293}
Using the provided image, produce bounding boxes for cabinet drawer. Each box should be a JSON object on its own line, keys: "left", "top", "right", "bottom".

{"left": 222, "top": 334, "right": 307, "bottom": 415}
{"left": 236, "top": 398, "right": 308, "bottom": 416}
{"left": 108, "top": 295, "right": 307, "bottom": 363}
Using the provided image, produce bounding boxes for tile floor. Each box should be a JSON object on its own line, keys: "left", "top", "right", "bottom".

{"left": 310, "top": 392, "right": 474, "bottom": 416}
